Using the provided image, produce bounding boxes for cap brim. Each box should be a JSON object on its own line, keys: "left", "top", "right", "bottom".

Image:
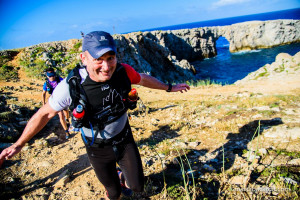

{"left": 88, "top": 47, "right": 116, "bottom": 59}
{"left": 47, "top": 72, "right": 55, "bottom": 76}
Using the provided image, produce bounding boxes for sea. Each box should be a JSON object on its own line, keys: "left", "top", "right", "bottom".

{"left": 143, "top": 8, "right": 300, "bottom": 84}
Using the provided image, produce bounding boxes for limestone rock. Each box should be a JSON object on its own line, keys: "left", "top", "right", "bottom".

{"left": 2, "top": 19, "right": 298, "bottom": 83}
{"left": 235, "top": 51, "right": 300, "bottom": 85}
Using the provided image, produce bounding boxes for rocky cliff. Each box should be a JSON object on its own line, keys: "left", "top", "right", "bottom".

{"left": 1, "top": 20, "right": 299, "bottom": 82}
{"left": 113, "top": 20, "right": 299, "bottom": 82}
{"left": 218, "top": 20, "right": 300, "bottom": 52}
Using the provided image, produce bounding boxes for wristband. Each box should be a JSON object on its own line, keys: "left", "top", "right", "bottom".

{"left": 166, "top": 83, "right": 172, "bottom": 92}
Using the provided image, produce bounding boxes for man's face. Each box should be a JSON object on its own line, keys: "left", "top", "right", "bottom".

{"left": 47, "top": 72, "right": 55, "bottom": 81}
{"left": 81, "top": 51, "right": 117, "bottom": 82}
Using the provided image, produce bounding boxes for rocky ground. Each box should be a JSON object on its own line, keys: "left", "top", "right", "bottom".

{"left": 0, "top": 52, "right": 299, "bottom": 199}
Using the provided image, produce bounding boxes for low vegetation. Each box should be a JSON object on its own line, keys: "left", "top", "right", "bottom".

{"left": 0, "top": 48, "right": 299, "bottom": 199}
{"left": 0, "top": 54, "right": 19, "bottom": 81}
{"left": 16, "top": 42, "right": 82, "bottom": 79}
{"left": 127, "top": 89, "right": 300, "bottom": 199}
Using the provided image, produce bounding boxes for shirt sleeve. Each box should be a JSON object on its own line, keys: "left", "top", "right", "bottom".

{"left": 48, "top": 79, "right": 72, "bottom": 111}
{"left": 43, "top": 82, "right": 47, "bottom": 91}
{"left": 121, "top": 63, "right": 141, "bottom": 84}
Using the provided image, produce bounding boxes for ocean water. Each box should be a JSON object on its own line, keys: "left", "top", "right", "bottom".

{"left": 144, "top": 8, "right": 300, "bottom": 84}
{"left": 194, "top": 40, "right": 300, "bottom": 84}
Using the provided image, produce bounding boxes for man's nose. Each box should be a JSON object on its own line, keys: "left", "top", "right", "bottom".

{"left": 101, "top": 60, "right": 110, "bottom": 71}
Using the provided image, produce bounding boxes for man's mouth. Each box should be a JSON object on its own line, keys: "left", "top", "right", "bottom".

{"left": 101, "top": 71, "right": 110, "bottom": 75}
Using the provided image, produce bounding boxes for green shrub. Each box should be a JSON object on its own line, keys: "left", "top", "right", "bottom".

{"left": 30, "top": 47, "right": 46, "bottom": 58}
{"left": 53, "top": 51, "right": 64, "bottom": 63}
{"left": 186, "top": 79, "right": 221, "bottom": 87}
{"left": 48, "top": 46, "right": 56, "bottom": 52}
{"left": 73, "top": 42, "right": 82, "bottom": 51}
{"left": 0, "top": 55, "right": 11, "bottom": 66}
{"left": 62, "top": 60, "right": 81, "bottom": 76}
{"left": 24, "top": 59, "right": 47, "bottom": 78}
{"left": 0, "top": 65, "right": 18, "bottom": 80}
{"left": 167, "top": 184, "right": 184, "bottom": 199}
{"left": 255, "top": 66, "right": 269, "bottom": 79}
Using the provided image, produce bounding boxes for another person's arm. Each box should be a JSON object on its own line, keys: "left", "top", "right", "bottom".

{"left": 42, "top": 82, "right": 48, "bottom": 105}
{"left": 0, "top": 103, "right": 59, "bottom": 166}
{"left": 42, "top": 90, "right": 47, "bottom": 105}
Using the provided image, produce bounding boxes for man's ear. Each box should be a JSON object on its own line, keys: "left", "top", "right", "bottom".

{"left": 80, "top": 52, "right": 87, "bottom": 65}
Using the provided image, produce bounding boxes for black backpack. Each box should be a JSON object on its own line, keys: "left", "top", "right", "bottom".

{"left": 66, "top": 63, "right": 136, "bottom": 129}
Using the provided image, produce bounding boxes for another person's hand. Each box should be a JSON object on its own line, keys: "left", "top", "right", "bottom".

{"left": 171, "top": 83, "right": 190, "bottom": 93}
{"left": 0, "top": 144, "right": 23, "bottom": 167}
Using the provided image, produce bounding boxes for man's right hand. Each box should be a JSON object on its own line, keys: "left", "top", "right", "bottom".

{"left": 0, "top": 144, "right": 23, "bottom": 167}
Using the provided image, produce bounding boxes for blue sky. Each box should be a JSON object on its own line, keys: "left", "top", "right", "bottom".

{"left": 0, "top": 0, "right": 299, "bottom": 50}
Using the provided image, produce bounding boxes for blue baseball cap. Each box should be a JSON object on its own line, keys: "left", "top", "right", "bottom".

{"left": 82, "top": 31, "right": 117, "bottom": 59}
{"left": 46, "top": 72, "right": 56, "bottom": 77}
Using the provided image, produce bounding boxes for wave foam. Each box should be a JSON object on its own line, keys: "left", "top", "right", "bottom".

{"left": 233, "top": 49, "right": 262, "bottom": 55}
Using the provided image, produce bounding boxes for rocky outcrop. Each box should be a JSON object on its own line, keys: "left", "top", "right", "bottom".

{"left": 2, "top": 20, "right": 299, "bottom": 83}
{"left": 235, "top": 51, "right": 300, "bottom": 84}
{"left": 114, "top": 29, "right": 214, "bottom": 82}
{"left": 0, "top": 50, "right": 19, "bottom": 58}
{"left": 218, "top": 20, "right": 300, "bottom": 52}
{"left": 113, "top": 19, "right": 300, "bottom": 81}
{"left": 25, "top": 39, "right": 81, "bottom": 52}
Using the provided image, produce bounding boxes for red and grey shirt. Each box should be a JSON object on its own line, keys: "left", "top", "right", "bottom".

{"left": 49, "top": 63, "right": 140, "bottom": 139}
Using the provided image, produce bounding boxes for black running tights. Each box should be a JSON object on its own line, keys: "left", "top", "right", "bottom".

{"left": 85, "top": 131, "right": 144, "bottom": 199}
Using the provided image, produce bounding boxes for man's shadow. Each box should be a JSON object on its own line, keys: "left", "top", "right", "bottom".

{"left": 143, "top": 118, "right": 283, "bottom": 199}
{"left": 210, "top": 118, "right": 283, "bottom": 173}
{"left": 137, "top": 124, "right": 180, "bottom": 147}
{"left": 0, "top": 153, "right": 92, "bottom": 199}
{"left": 143, "top": 149, "right": 219, "bottom": 199}
{"left": 1, "top": 114, "right": 90, "bottom": 199}
{"left": 203, "top": 118, "right": 283, "bottom": 199}
{"left": 130, "top": 103, "right": 177, "bottom": 117}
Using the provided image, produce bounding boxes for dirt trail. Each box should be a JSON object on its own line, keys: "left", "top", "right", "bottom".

{"left": 0, "top": 57, "right": 300, "bottom": 199}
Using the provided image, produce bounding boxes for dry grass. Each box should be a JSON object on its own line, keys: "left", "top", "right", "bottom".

{"left": 1, "top": 70, "right": 300, "bottom": 199}
{"left": 127, "top": 86, "right": 300, "bottom": 199}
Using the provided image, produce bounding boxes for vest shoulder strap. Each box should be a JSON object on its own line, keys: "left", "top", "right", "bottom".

{"left": 56, "top": 76, "right": 61, "bottom": 83}
{"left": 45, "top": 79, "right": 51, "bottom": 88}
{"left": 67, "top": 65, "right": 88, "bottom": 111}
{"left": 45, "top": 76, "right": 61, "bottom": 88}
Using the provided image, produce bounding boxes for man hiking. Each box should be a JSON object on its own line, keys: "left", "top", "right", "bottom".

{"left": 42, "top": 67, "right": 71, "bottom": 139}
{"left": 0, "top": 31, "right": 190, "bottom": 200}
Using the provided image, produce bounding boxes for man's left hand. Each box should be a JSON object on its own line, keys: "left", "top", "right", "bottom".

{"left": 171, "top": 84, "right": 190, "bottom": 93}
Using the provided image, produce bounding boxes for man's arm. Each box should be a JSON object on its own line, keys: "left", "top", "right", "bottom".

{"left": 137, "top": 73, "right": 190, "bottom": 92}
{"left": 42, "top": 90, "right": 47, "bottom": 105}
{"left": 0, "top": 103, "right": 59, "bottom": 167}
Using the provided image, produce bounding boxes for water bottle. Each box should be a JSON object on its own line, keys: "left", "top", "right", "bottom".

{"left": 127, "top": 88, "right": 138, "bottom": 110}
{"left": 128, "top": 88, "right": 138, "bottom": 101}
{"left": 73, "top": 104, "right": 85, "bottom": 120}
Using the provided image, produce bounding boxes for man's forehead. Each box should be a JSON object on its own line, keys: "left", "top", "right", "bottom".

{"left": 86, "top": 50, "right": 116, "bottom": 59}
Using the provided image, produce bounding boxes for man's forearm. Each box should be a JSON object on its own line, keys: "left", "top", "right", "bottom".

{"left": 15, "top": 104, "right": 57, "bottom": 147}
{"left": 137, "top": 73, "right": 190, "bottom": 93}
{"left": 138, "top": 73, "right": 168, "bottom": 90}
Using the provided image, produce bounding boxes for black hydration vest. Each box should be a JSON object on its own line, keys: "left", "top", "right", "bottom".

{"left": 66, "top": 63, "right": 136, "bottom": 129}
{"left": 45, "top": 76, "right": 61, "bottom": 94}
